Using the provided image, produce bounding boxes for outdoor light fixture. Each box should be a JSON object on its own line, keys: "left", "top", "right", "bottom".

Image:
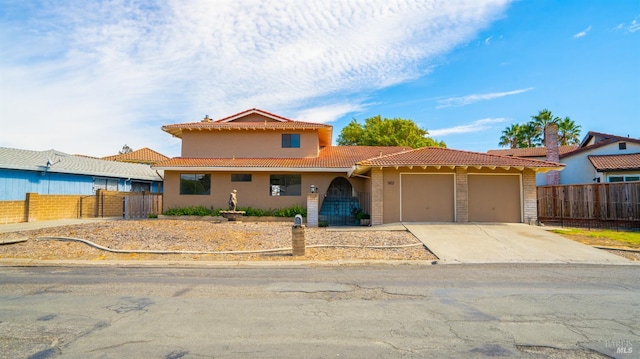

{"left": 310, "top": 184, "right": 317, "bottom": 193}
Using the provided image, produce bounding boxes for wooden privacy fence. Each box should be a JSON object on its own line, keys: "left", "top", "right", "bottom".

{"left": 81, "top": 190, "right": 163, "bottom": 219}
{"left": 537, "top": 183, "right": 640, "bottom": 230}
{"left": 123, "top": 192, "right": 162, "bottom": 219}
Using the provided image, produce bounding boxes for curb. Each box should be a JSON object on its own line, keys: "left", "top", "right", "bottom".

{"left": 0, "top": 258, "right": 440, "bottom": 268}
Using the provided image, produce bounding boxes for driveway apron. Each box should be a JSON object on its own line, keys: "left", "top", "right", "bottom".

{"left": 404, "top": 223, "right": 630, "bottom": 264}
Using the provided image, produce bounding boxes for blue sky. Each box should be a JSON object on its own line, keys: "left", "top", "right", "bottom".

{"left": 1, "top": 0, "right": 638, "bottom": 158}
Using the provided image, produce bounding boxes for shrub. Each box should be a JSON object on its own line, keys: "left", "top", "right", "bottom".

{"left": 164, "top": 205, "right": 306, "bottom": 217}
{"left": 164, "top": 206, "right": 216, "bottom": 216}
{"left": 273, "top": 205, "right": 307, "bottom": 217}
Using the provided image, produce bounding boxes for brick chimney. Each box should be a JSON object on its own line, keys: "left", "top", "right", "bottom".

{"left": 545, "top": 122, "right": 560, "bottom": 185}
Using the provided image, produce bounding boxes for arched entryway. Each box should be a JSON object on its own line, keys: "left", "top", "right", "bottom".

{"left": 319, "top": 177, "right": 362, "bottom": 226}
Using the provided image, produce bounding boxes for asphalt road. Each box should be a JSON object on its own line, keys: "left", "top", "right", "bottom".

{"left": 1, "top": 264, "right": 639, "bottom": 358}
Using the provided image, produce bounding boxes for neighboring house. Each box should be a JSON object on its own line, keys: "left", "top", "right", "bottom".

{"left": 153, "top": 108, "right": 561, "bottom": 225}
{"left": 487, "top": 146, "right": 578, "bottom": 186}
{"left": 488, "top": 131, "right": 640, "bottom": 185}
{"left": 0, "top": 147, "right": 164, "bottom": 201}
{"left": 102, "top": 147, "right": 169, "bottom": 165}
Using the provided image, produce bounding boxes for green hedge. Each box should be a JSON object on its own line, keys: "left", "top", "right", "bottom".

{"left": 164, "top": 205, "right": 306, "bottom": 217}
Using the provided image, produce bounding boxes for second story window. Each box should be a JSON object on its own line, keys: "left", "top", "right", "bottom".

{"left": 282, "top": 134, "right": 300, "bottom": 148}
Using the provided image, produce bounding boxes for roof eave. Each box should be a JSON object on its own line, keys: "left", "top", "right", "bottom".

{"left": 152, "top": 166, "right": 351, "bottom": 173}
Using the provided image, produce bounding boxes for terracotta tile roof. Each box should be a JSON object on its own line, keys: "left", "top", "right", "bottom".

{"left": 487, "top": 146, "right": 578, "bottom": 158}
{"left": 214, "top": 108, "right": 294, "bottom": 123}
{"left": 357, "top": 147, "right": 563, "bottom": 168}
{"left": 588, "top": 153, "right": 640, "bottom": 171}
{"left": 162, "top": 108, "right": 333, "bottom": 147}
{"left": 102, "top": 147, "right": 169, "bottom": 164}
{"left": 153, "top": 146, "right": 410, "bottom": 170}
{"left": 154, "top": 146, "right": 563, "bottom": 171}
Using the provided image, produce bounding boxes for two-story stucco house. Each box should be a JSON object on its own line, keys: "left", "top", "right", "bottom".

{"left": 153, "top": 109, "right": 562, "bottom": 225}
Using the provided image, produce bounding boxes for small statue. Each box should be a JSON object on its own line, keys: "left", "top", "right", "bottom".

{"left": 228, "top": 189, "right": 238, "bottom": 211}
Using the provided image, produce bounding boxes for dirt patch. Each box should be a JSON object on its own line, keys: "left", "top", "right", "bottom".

{"left": 0, "top": 220, "right": 436, "bottom": 262}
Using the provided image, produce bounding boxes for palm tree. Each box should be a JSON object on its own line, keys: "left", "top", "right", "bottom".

{"left": 518, "top": 122, "right": 540, "bottom": 148}
{"left": 499, "top": 124, "right": 522, "bottom": 148}
{"left": 557, "top": 116, "right": 582, "bottom": 145}
{"left": 531, "top": 109, "right": 559, "bottom": 146}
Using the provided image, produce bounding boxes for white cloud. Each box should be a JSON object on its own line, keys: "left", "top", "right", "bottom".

{"left": 484, "top": 36, "right": 493, "bottom": 45}
{"left": 436, "top": 87, "right": 533, "bottom": 109}
{"left": 617, "top": 18, "right": 639, "bottom": 33}
{"left": 573, "top": 25, "right": 592, "bottom": 38}
{"left": 0, "top": 0, "right": 511, "bottom": 157}
{"left": 294, "top": 103, "right": 364, "bottom": 124}
{"left": 429, "top": 118, "right": 507, "bottom": 137}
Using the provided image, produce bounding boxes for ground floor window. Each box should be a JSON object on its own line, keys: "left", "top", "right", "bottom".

{"left": 180, "top": 174, "right": 211, "bottom": 195}
{"left": 270, "top": 174, "right": 301, "bottom": 196}
{"left": 131, "top": 181, "right": 151, "bottom": 192}
{"left": 94, "top": 178, "right": 119, "bottom": 192}
{"left": 608, "top": 175, "right": 640, "bottom": 183}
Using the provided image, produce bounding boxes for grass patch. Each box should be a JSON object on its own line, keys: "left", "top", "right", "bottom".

{"left": 551, "top": 228, "right": 640, "bottom": 248}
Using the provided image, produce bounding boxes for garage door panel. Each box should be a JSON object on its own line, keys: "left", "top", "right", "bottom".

{"left": 468, "top": 175, "right": 520, "bottom": 222}
{"left": 401, "top": 174, "right": 454, "bottom": 222}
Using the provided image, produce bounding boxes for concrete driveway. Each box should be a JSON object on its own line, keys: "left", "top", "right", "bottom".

{"left": 404, "top": 223, "right": 630, "bottom": 264}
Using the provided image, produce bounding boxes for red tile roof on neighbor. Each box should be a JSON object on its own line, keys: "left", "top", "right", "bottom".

{"left": 102, "top": 147, "right": 169, "bottom": 164}
{"left": 588, "top": 153, "right": 640, "bottom": 171}
{"left": 153, "top": 146, "right": 411, "bottom": 170}
{"left": 357, "top": 147, "right": 564, "bottom": 169}
{"left": 487, "top": 146, "right": 578, "bottom": 158}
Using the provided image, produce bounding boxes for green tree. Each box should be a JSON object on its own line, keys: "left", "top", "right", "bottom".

{"left": 498, "top": 109, "right": 582, "bottom": 148}
{"left": 337, "top": 115, "right": 445, "bottom": 148}
{"left": 517, "top": 122, "right": 540, "bottom": 148}
{"left": 499, "top": 124, "right": 522, "bottom": 148}
{"left": 557, "top": 116, "right": 582, "bottom": 145}
{"left": 336, "top": 119, "right": 364, "bottom": 146}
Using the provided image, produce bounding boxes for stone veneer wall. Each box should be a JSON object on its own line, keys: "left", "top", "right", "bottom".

{"left": 523, "top": 169, "right": 538, "bottom": 224}
{"left": 306, "top": 193, "right": 318, "bottom": 227}
{"left": 455, "top": 168, "right": 469, "bottom": 222}
{"left": 371, "top": 168, "right": 384, "bottom": 225}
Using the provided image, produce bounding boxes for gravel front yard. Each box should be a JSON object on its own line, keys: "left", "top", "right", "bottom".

{"left": 0, "top": 219, "right": 437, "bottom": 262}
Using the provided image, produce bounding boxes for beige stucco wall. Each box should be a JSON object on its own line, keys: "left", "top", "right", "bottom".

{"left": 162, "top": 171, "right": 365, "bottom": 212}
{"left": 181, "top": 130, "right": 320, "bottom": 158}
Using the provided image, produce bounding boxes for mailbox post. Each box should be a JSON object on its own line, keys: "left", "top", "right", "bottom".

{"left": 292, "top": 214, "right": 305, "bottom": 256}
